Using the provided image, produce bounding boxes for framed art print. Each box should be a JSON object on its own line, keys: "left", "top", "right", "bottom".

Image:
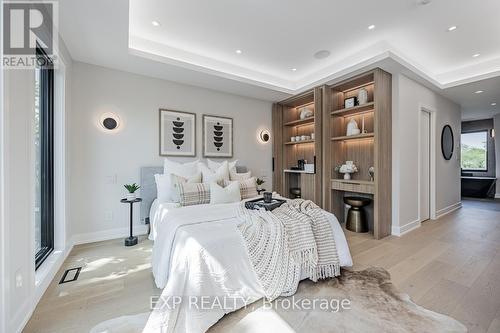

{"left": 159, "top": 109, "right": 196, "bottom": 156}
{"left": 203, "top": 115, "right": 233, "bottom": 157}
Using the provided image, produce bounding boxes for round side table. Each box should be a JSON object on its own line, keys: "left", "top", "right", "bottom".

{"left": 120, "top": 198, "right": 142, "bottom": 246}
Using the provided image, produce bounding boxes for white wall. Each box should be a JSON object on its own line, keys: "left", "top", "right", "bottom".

{"left": 392, "top": 74, "right": 462, "bottom": 235}
{"left": 0, "top": 38, "right": 73, "bottom": 333}
{"left": 494, "top": 114, "right": 500, "bottom": 197}
{"left": 69, "top": 62, "right": 272, "bottom": 239}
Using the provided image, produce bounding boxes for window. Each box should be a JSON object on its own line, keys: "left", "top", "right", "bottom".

{"left": 461, "top": 131, "right": 488, "bottom": 171}
{"left": 34, "top": 45, "right": 54, "bottom": 269}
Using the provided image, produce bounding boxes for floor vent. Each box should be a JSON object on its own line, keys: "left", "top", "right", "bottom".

{"left": 59, "top": 267, "right": 82, "bottom": 284}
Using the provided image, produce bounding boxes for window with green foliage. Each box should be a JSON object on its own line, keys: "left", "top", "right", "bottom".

{"left": 461, "top": 131, "right": 487, "bottom": 171}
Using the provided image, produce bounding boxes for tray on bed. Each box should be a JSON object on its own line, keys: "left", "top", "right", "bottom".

{"left": 245, "top": 197, "right": 286, "bottom": 211}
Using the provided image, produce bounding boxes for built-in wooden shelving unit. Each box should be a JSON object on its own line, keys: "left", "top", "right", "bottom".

{"left": 272, "top": 87, "right": 322, "bottom": 205}
{"left": 322, "top": 68, "right": 392, "bottom": 239}
{"left": 272, "top": 68, "right": 391, "bottom": 238}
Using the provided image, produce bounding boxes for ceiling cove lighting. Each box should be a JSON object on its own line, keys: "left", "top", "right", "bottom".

{"left": 475, "top": 90, "right": 483, "bottom": 94}
{"left": 235, "top": 49, "right": 242, "bottom": 54}
{"left": 447, "top": 26, "right": 457, "bottom": 31}
{"left": 151, "top": 21, "right": 160, "bottom": 27}
{"left": 472, "top": 53, "right": 481, "bottom": 58}
{"left": 368, "top": 25, "right": 376, "bottom": 30}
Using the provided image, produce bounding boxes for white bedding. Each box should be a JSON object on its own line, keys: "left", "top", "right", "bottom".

{"left": 145, "top": 201, "right": 352, "bottom": 333}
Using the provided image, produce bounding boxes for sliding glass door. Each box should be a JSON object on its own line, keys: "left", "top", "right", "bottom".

{"left": 34, "top": 45, "right": 54, "bottom": 269}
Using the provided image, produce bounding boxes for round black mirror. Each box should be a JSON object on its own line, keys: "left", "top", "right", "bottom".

{"left": 441, "top": 125, "right": 454, "bottom": 160}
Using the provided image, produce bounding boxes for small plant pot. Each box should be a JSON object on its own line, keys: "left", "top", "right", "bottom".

{"left": 126, "top": 193, "right": 136, "bottom": 201}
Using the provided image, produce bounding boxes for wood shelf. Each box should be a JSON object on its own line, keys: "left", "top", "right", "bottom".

{"left": 284, "top": 139, "right": 315, "bottom": 145}
{"left": 331, "top": 179, "right": 374, "bottom": 185}
{"left": 330, "top": 133, "right": 374, "bottom": 141}
{"left": 331, "top": 102, "right": 374, "bottom": 117}
{"left": 284, "top": 117, "right": 315, "bottom": 126}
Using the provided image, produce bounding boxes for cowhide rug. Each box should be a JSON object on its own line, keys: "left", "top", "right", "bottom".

{"left": 90, "top": 267, "right": 467, "bottom": 333}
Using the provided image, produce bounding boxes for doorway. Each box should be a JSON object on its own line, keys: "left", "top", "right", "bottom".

{"left": 420, "top": 110, "right": 431, "bottom": 222}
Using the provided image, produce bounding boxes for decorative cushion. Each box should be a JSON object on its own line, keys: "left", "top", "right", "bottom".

{"left": 210, "top": 181, "right": 241, "bottom": 204}
{"left": 198, "top": 161, "right": 230, "bottom": 183}
{"left": 224, "top": 177, "right": 258, "bottom": 199}
{"left": 170, "top": 172, "right": 202, "bottom": 202}
{"left": 178, "top": 182, "right": 211, "bottom": 206}
{"left": 230, "top": 169, "right": 252, "bottom": 181}
{"left": 207, "top": 159, "right": 238, "bottom": 173}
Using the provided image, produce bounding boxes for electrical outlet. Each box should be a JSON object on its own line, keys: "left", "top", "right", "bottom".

{"left": 15, "top": 270, "right": 23, "bottom": 288}
{"left": 104, "top": 211, "right": 113, "bottom": 221}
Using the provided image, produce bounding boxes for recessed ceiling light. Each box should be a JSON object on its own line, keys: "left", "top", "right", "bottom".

{"left": 151, "top": 21, "right": 160, "bottom": 27}
{"left": 492, "top": 102, "right": 497, "bottom": 106}
{"left": 447, "top": 26, "right": 457, "bottom": 31}
{"left": 472, "top": 53, "right": 480, "bottom": 58}
{"left": 475, "top": 90, "right": 483, "bottom": 94}
{"left": 418, "top": 0, "right": 431, "bottom": 5}
{"left": 313, "top": 50, "right": 331, "bottom": 59}
{"left": 291, "top": 68, "right": 297, "bottom": 72}
{"left": 368, "top": 25, "right": 376, "bottom": 30}
{"left": 235, "top": 49, "right": 242, "bottom": 54}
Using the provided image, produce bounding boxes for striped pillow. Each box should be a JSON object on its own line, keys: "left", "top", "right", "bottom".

{"left": 224, "top": 177, "right": 258, "bottom": 199}
{"left": 178, "top": 182, "right": 210, "bottom": 206}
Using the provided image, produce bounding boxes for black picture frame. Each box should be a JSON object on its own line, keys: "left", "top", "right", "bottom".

{"left": 441, "top": 125, "right": 454, "bottom": 160}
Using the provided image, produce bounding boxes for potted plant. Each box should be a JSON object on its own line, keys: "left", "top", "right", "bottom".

{"left": 256, "top": 177, "right": 265, "bottom": 190}
{"left": 124, "top": 183, "right": 140, "bottom": 201}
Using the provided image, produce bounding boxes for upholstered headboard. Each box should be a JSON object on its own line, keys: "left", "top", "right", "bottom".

{"left": 139, "top": 165, "right": 248, "bottom": 224}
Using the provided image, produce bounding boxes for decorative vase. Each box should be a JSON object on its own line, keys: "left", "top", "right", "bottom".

{"left": 126, "top": 193, "right": 136, "bottom": 201}
{"left": 358, "top": 88, "right": 368, "bottom": 105}
{"left": 343, "top": 173, "right": 351, "bottom": 180}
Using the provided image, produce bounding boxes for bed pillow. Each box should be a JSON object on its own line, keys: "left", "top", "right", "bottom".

{"left": 210, "top": 181, "right": 241, "bottom": 204}
{"left": 177, "top": 182, "right": 211, "bottom": 206}
{"left": 154, "top": 173, "right": 171, "bottom": 203}
{"left": 229, "top": 169, "right": 252, "bottom": 181}
{"left": 224, "top": 177, "right": 258, "bottom": 199}
{"left": 207, "top": 159, "right": 238, "bottom": 173}
{"left": 170, "top": 172, "right": 202, "bottom": 202}
{"left": 163, "top": 158, "right": 199, "bottom": 177}
{"left": 198, "top": 161, "right": 230, "bottom": 183}
{"left": 161, "top": 158, "right": 200, "bottom": 201}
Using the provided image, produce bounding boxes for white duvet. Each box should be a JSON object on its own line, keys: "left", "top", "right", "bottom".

{"left": 146, "top": 201, "right": 352, "bottom": 333}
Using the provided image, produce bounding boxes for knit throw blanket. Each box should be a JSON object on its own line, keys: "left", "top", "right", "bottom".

{"left": 237, "top": 199, "right": 340, "bottom": 301}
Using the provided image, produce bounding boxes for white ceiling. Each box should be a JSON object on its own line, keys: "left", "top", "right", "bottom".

{"left": 59, "top": 0, "right": 500, "bottom": 118}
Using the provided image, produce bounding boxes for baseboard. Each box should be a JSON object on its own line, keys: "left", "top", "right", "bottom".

{"left": 71, "top": 225, "right": 149, "bottom": 245}
{"left": 391, "top": 219, "right": 421, "bottom": 236}
{"left": 435, "top": 201, "right": 462, "bottom": 219}
{"left": 495, "top": 193, "right": 500, "bottom": 199}
{"left": 12, "top": 299, "right": 33, "bottom": 333}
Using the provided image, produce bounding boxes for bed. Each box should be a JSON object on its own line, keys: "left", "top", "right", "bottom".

{"left": 140, "top": 166, "right": 353, "bottom": 333}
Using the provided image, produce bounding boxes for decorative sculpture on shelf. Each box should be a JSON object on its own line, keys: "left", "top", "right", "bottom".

{"left": 299, "top": 107, "right": 313, "bottom": 120}
{"left": 335, "top": 161, "right": 359, "bottom": 180}
{"left": 358, "top": 88, "right": 368, "bottom": 105}
{"left": 346, "top": 118, "right": 361, "bottom": 136}
{"left": 368, "top": 166, "right": 375, "bottom": 181}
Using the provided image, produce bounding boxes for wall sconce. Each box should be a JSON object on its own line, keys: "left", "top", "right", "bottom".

{"left": 258, "top": 129, "right": 270, "bottom": 143}
{"left": 100, "top": 112, "right": 120, "bottom": 131}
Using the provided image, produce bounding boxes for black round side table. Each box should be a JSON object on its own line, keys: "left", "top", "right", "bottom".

{"left": 120, "top": 198, "right": 142, "bottom": 246}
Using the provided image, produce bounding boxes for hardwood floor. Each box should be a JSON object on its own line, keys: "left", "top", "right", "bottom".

{"left": 346, "top": 198, "right": 500, "bottom": 333}
{"left": 24, "top": 198, "right": 500, "bottom": 333}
